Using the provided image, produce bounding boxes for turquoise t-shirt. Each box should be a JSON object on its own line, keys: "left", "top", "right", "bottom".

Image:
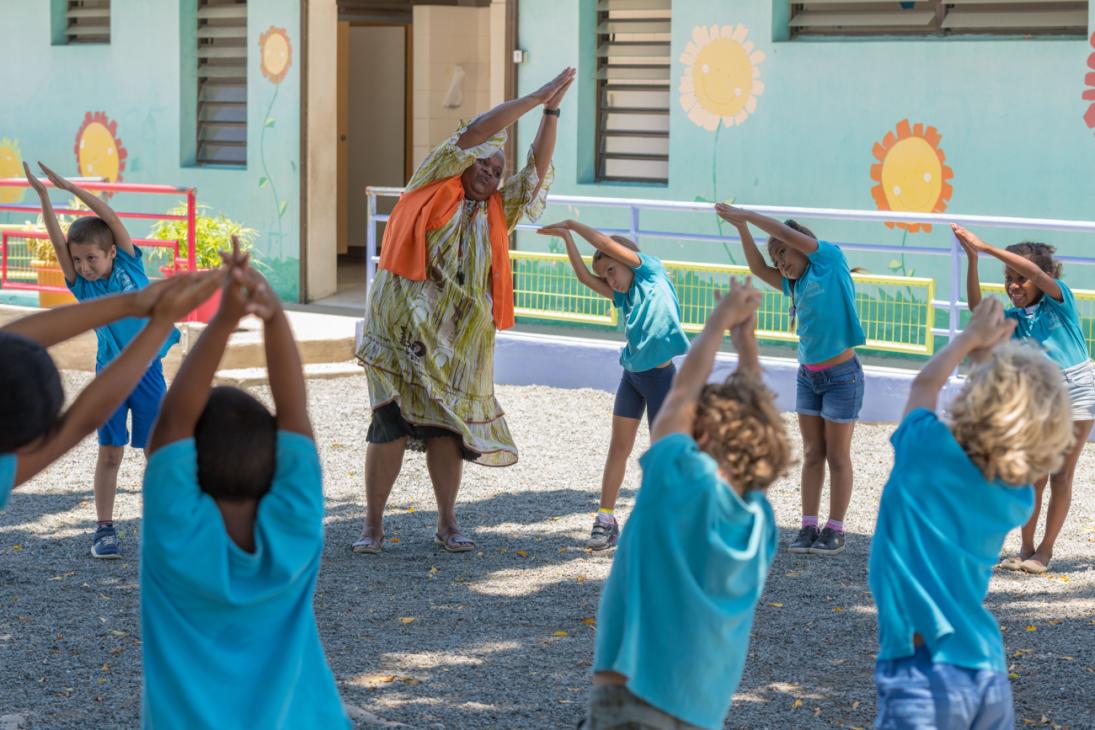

{"left": 868, "top": 409, "right": 1034, "bottom": 673}
{"left": 781, "top": 241, "right": 865, "bottom": 365}
{"left": 67, "top": 245, "right": 180, "bottom": 368}
{"left": 1005, "top": 279, "right": 1090, "bottom": 369}
{"left": 140, "top": 432, "right": 349, "bottom": 729}
{"left": 613, "top": 253, "right": 690, "bottom": 372}
{"left": 594, "top": 433, "right": 778, "bottom": 730}
{"left": 0, "top": 453, "right": 15, "bottom": 510}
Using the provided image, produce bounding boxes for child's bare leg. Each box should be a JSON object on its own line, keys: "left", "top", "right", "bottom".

{"left": 1019, "top": 477, "right": 1048, "bottom": 559}
{"left": 1030, "top": 420, "right": 1092, "bottom": 568}
{"left": 94, "top": 446, "right": 125, "bottom": 522}
{"left": 823, "top": 420, "right": 856, "bottom": 522}
{"left": 426, "top": 435, "right": 465, "bottom": 538}
{"left": 361, "top": 437, "right": 408, "bottom": 540}
{"left": 599, "top": 416, "right": 641, "bottom": 511}
{"left": 798, "top": 414, "right": 827, "bottom": 518}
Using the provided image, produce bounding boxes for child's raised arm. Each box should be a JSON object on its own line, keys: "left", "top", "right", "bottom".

{"left": 38, "top": 162, "right": 135, "bottom": 257}
{"left": 241, "top": 268, "right": 312, "bottom": 439}
{"left": 723, "top": 206, "right": 819, "bottom": 256}
{"left": 23, "top": 162, "right": 75, "bottom": 284}
{"left": 904, "top": 298, "right": 1016, "bottom": 418}
{"left": 1, "top": 277, "right": 180, "bottom": 348}
{"left": 715, "top": 203, "right": 782, "bottom": 290}
{"left": 537, "top": 224, "right": 613, "bottom": 300}
{"left": 651, "top": 277, "right": 762, "bottom": 442}
{"left": 148, "top": 257, "right": 249, "bottom": 453}
{"left": 953, "top": 224, "right": 984, "bottom": 310}
{"left": 14, "top": 272, "right": 219, "bottom": 486}
{"left": 560, "top": 219, "right": 642, "bottom": 269}
{"left": 952, "top": 224, "right": 1061, "bottom": 303}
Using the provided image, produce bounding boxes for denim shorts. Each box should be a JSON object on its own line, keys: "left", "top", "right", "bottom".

{"left": 578, "top": 685, "right": 703, "bottom": 730}
{"left": 1061, "top": 360, "right": 1095, "bottom": 421}
{"left": 874, "top": 645, "right": 1014, "bottom": 730}
{"left": 96, "top": 360, "right": 166, "bottom": 449}
{"left": 796, "top": 356, "right": 864, "bottom": 423}
{"left": 613, "top": 363, "right": 676, "bottom": 425}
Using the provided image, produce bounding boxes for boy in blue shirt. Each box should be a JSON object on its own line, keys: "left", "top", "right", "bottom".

{"left": 538, "top": 219, "right": 690, "bottom": 551}
{"left": 585, "top": 277, "right": 792, "bottom": 730}
{"left": 869, "top": 298, "right": 1073, "bottom": 728}
{"left": 140, "top": 248, "right": 348, "bottom": 729}
{"left": 0, "top": 274, "right": 218, "bottom": 511}
{"left": 26, "top": 161, "right": 183, "bottom": 559}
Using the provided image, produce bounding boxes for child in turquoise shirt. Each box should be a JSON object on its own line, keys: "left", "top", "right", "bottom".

{"left": 869, "top": 298, "right": 1072, "bottom": 728}
{"left": 585, "top": 277, "right": 792, "bottom": 730}
{"left": 956, "top": 224, "right": 1094, "bottom": 575}
{"left": 539, "top": 219, "right": 690, "bottom": 551}
{"left": 0, "top": 275, "right": 217, "bottom": 511}
{"left": 140, "top": 250, "right": 348, "bottom": 729}
{"left": 717, "top": 203, "right": 865, "bottom": 558}
{"left": 26, "top": 161, "right": 183, "bottom": 559}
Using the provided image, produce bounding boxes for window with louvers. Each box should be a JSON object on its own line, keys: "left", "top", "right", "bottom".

{"left": 595, "top": 0, "right": 671, "bottom": 185}
{"left": 65, "top": 0, "right": 110, "bottom": 44}
{"left": 197, "top": 0, "right": 247, "bottom": 167}
{"left": 790, "top": 1, "right": 1089, "bottom": 37}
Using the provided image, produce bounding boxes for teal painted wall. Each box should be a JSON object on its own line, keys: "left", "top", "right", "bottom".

{"left": 517, "top": 1, "right": 1095, "bottom": 291}
{"left": 0, "top": 0, "right": 302, "bottom": 300}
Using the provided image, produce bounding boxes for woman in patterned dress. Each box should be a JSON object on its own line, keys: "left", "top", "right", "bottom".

{"left": 353, "top": 68, "right": 575, "bottom": 554}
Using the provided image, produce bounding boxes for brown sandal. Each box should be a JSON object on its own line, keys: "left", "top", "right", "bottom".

{"left": 435, "top": 531, "right": 475, "bottom": 553}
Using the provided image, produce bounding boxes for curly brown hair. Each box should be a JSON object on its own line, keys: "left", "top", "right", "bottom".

{"left": 693, "top": 371, "right": 794, "bottom": 491}
{"left": 1005, "top": 241, "right": 1061, "bottom": 278}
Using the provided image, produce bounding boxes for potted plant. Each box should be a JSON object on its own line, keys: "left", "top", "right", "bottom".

{"left": 149, "top": 203, "right": 258, "bottom": 322}
{"left": 22, "top": 200, "right": 83, "bottom": 308}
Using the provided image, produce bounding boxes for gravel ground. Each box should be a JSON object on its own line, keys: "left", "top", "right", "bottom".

{"left": 1, "top": 371, "right": 1093, "bottom": 729}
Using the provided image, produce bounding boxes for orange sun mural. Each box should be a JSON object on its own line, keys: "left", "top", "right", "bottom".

{"left": 260, "top": 27, "right": 292, "bottom": 84}
{"left": 74, "top": 112, "right": 127, "bottom": 185}
{"left": 870, "top": 120, "right": 953, "bottom": 233}
{"left": 0, "top": 137, "right": 25, "bottom": 204}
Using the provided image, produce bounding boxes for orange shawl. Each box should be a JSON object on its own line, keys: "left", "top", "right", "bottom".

{"left": 378, "top": 176, "right": 514, "bottom": 330}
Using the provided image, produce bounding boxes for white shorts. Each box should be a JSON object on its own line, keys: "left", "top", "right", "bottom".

{"left": 1062, "top": 360, "right": 1095, "bottom": 421}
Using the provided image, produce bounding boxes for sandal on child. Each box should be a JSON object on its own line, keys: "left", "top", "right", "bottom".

{"left": 998, "top": 556, "right": 1024, "bottom": 571}
{"left": 351, "top": 534, "right": 384, "bottom": 554}
{"left": 435, "top": 531, "right": 475, "bottom": 553}
{"left": 1019, "top": 558, "right": 1049, "bottom": 575}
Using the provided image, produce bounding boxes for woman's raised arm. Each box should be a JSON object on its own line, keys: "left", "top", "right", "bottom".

{"left": 456, "top": 68, "right": 575, "bottom": 151}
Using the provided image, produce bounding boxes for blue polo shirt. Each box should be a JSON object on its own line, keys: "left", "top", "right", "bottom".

{"left": 594, "top": 433, "right": 778, "bottom": 729}
{"left": 140, "top": 432, "right": 349, "bottom": 729}
{"left": 67, "top": 245, "right": 179, "bottom": 368}
{"left": 781, "top": 241, "right": 865, "bottom": 365}
{"left": 613, "top": 254, "right": 690, "bottom": 372}
{"left": 1005, "top": 280, "right": 1090, "bottom": 369}
{"left": 869, "top": 409, "right": 1034, "bottom": 673}
{"left": 0, "top": 453, "right": 15, "bottom": 510}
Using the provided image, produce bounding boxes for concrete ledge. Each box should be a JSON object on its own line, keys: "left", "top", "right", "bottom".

{"left": 214, "top": 361, "right": 363, "bottom": 389}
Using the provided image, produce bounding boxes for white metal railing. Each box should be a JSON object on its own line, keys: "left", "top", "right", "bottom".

{"left": 365, "top": 186, "right": 1095, "bottom": 342}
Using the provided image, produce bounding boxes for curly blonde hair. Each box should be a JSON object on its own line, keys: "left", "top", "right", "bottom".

{"left": 949, "top": 342, "right": 1073, "bottom": 485}
{"left": 693, "top": 372, "right": 794, "bottom": 491}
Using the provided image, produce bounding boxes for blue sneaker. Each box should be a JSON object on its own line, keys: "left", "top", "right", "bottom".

{"left": 91, "top": 524, "right": 120, "bottom": 560}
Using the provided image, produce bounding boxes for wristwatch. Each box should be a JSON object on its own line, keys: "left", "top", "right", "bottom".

{"left": 544, "top": 108, "right": 561, "bottom": 117}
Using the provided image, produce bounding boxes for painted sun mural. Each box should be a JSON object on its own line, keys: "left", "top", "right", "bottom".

{"left": 1084, "top": 31, "right": 1095, "bottom": 130}
{"left": 74, "top": 112, "right": 127, "bottom": 185}
{"left": 260, "top": 26, "right": 292, "bottom": 84}
{"left": 0, "top": 137, "right": 25, "bottom": 204}
{"left": 679, "top": 24, "right": 765, "bottom": 131}
{"left": 870, "top": 120, "right": 953, "bottom": 233}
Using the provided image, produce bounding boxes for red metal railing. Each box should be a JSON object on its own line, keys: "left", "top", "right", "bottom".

{"left": 0, "top": 178, "right": 197, "bottom": 275}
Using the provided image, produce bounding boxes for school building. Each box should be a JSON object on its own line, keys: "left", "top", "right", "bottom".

{"left": 0, "top": 0, "right": 1092, "bottom": 307}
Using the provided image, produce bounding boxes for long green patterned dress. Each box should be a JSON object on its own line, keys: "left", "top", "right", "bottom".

{"left": 357, "top": 126, "right": 552, "bottom": 467}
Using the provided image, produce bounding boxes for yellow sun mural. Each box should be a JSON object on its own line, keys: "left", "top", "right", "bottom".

{"left": 679, "top": 24, "right": 765, "bottom": 131}
{"left": 74, "top": 112, "right": 127, "bottom": 185}
{"left": 870, "top": 120, "right": 953, "bottom": 233}
{"left": 0, "top": 137, "right": 25, "bottom": 204}
{"left": 260, "top": 27, "right": 292, "bottom": 84}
